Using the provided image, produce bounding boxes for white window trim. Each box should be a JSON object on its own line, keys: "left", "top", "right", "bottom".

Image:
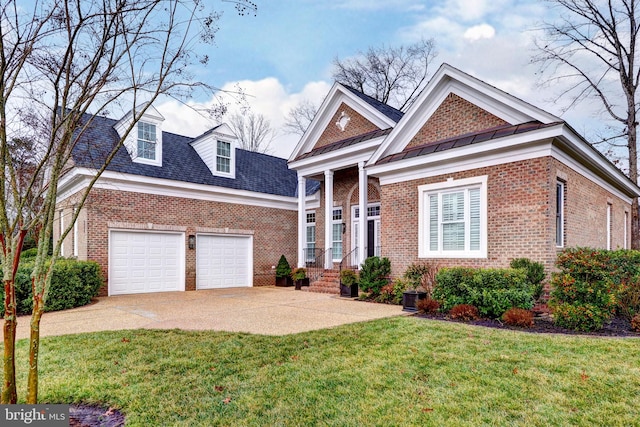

{"left": 59, "top": 209, "right": 64, "bottom": 257}
{"left": 214, "top": 139, "right": 236, "bottom": 178}
{"left": 606, "top": 203, "right": 612, "bottom": 250}
{"left": 418, "top": 176, "right": 488, "bottom": 259}
{"left": 133, "top": 119, "right": 163, "bottom": 167}
{"left": 624, "top": 210, "right": 629, "bottom": 249}
{"left": 332, "top": 207, "right": 343, "bottom": 262}
{"left": 556, "top": 180, "right": 565, "bottom": 248}
{"left": 306, "top": 210, "right": 316, "bottom": 262}
{"left": 73, "top": 206, "right": 78, "bottom": 257}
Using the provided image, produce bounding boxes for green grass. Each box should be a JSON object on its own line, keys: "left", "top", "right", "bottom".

{"left": 7, "top": 317, "right": 640, "bottom": 426}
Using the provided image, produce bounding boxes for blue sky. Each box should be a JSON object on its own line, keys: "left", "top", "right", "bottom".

{"left": 150, "top": 1, "right": 610, "bottom": 158}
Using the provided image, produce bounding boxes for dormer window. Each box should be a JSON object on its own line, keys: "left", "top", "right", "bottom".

{"left": 216, "top": 140, "right": 231, "bottom": 173}
{"left": 190, "top": 124, "right": 237, "bottom": 179}
{"left": 137, "top": 122, "right": 157, "bottom": 160}
{"left": 114, "top": 103, "right": 164, "bottom": 167}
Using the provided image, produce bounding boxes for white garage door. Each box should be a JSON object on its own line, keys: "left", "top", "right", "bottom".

{"left": 196, "top": 234, "right": 252, "bottom": 289}
{"left": 109, "top": 231, "right": 185, "bottom": 295}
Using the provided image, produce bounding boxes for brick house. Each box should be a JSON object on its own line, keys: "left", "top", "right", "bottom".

{"left": 288, "top": 64, "right": 639, "bottom": 281}
{"left": 57, "top": 64, "right": 639, "bottom": 296}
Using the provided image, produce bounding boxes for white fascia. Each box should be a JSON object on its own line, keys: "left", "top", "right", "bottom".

{"left": 56, "top": 168, "right": 299, "bottom": 210}
{"left": 368, "top": 124, "right": 564, "bottom": 182}
{"left": 288, "top": 136, "right": 383, "bottom": 177}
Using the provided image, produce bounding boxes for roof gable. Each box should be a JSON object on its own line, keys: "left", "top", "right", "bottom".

{"left": 368, "top": 63, "right": 562, "bottom": 165}
{"left": 289, "top": 82, "right": 402, "bottom": 161}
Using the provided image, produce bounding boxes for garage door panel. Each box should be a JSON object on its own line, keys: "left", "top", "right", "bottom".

{"left": 196, "top": 235, "right": 251, "bottom": 289}
{"left": 109, "top": 231, "right": 185, "bottom": 295}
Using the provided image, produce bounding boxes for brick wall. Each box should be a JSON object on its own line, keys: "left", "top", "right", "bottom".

{"left": 313, "top": 103, "right": 380, "bottom": 150}
{"left": 380, "top": 156, "right": 631, "bottom": 279}
{"left": 405, "top": 93, "right": 508, "bottom": 149}
{"left": 81, "top": 188, "right": 298, "bottom": 295}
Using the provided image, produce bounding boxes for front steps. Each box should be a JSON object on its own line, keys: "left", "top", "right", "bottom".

{"left": 306, "top": 269, "right": 340, "bottom": 294}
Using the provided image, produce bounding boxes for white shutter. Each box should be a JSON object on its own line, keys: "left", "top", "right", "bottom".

{"left": 429, "top": 195, "right": 439, "bottom": 251}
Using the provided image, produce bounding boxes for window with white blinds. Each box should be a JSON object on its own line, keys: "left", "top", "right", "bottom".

{"left": 419, "top": 176, "right": 487, "bottom": 258}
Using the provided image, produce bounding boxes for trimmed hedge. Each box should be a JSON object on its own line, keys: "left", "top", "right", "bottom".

{"left": 0, "top": 258, "right": 103, "bottom": 316}
{"left": 433, "top": 267, "right": 534, "bottom": 318}
{"left": 550, "top": 248, "right": 640, "bottom": 331}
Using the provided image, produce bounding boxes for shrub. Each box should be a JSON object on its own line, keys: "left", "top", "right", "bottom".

{"left": 433, "top": 267, "right": 533, "bottom": 318}
{"left": 358, "top": 256, "right": 391, "bottom": 296}
{"left": 291, "top": 267, "right": 307, "bottom": 281}
{"left": 340, "top": 269, "right": 358, "bottom": 287}
{"left": 552, "top": 303, "right": 609, "bottom": 332}
{"left": 549, "top": 248, "right": 629, "bottom": 331}
{"left": 275, "top": 255, "right": 291, "bottom": 279}
{"left": 631, "top": 314, "right": 640, "bottom": 332}
{"left": 403, "top": 262, "right": 439, "bottom": 296}
{"left": 416, "top": 298, "right": 440, "bottom": 314}
{"left": 376, "top": 279, "right": 408, "bottom": 305}
{"left": 618, "top": 277, "right": 640, "bottom": 321}
{"left": 0, "top": 258, "right": 103, "bottom": 315}
{"left": 449, "top": 304, "right": 479, "bottom": 321}
{"left": 502, "top": 307, "right": 534, "bottom": 328}
{"left": 510, "top": 258, "right": 545, "bottom": 300}
{"left": 20, "top": 247, "right": 39, "bottom": 259}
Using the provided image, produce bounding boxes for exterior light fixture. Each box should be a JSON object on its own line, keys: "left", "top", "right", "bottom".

{"left": 188, "top": 235, "right": 196, "bottom": 250}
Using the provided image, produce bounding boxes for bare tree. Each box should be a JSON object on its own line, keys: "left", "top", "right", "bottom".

{"left": 332, "top": 38, "right": 438, "bottom": 111}
{"left": 282, "top": 99, "right": 319, "bottom": 136}
{"left": 228, "top": 111, "right": 276, "bottom": 153}
{"left": 532, "top": 0, "right": 640, "bottom": 248}
{"left": 0, "top": 0, "right": 256, "bottom": 403}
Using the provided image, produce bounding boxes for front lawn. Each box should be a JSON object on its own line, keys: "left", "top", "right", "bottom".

{"left": 9, "top": 317, "right": 640, "bottom": 426}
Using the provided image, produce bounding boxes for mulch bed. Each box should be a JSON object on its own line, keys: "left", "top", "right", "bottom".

{"left": 69, "top": 404, "right": 125, "bottom": 427}
{"left": 415, "top": 312, "right": 640, "bottom": 338}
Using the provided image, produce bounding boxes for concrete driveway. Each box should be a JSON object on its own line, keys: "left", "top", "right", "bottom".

{"left": 15, "top": 287, "right": 406, "bottom": 339}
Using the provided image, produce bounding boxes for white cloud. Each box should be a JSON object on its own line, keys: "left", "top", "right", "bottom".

{"left": 463, "top": 24, "right": 495, "bottom": 41}
{"left": 156, "top": 78, "right": 331, "bottom": 159}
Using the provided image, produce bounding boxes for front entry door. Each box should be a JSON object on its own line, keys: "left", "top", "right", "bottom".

{"left": 367, "top": 220, "right": 375, "bottom": 257}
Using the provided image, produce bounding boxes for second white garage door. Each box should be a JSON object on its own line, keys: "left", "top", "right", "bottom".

{"left": 196, "top": 234, "right": 252, "bottom": 289}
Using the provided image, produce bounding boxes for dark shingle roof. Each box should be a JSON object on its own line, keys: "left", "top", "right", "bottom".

{"left": 343, "top": 86, "right": 404, "bottom": 123}
{"left": 71, "top": 114, "right": 320, "bottom": 197}
{"left": 376, "top": 121, "right": 563, "bottom": 165}
{"left": 294, "top": 128, "right": 392, "bottom": 161}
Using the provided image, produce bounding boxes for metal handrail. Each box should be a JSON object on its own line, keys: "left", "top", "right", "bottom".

{"left": 339, "top": 247, "right": 359, "bottom": 273}
{"left": 304, "top": 248, "right": 332, "bottom": 282}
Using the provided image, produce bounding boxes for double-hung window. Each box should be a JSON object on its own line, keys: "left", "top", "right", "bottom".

{"left": 306, "top": 212, "right": 316, "bottom": 262}
{"left": 332, "top": 208, "right": 343, "bottom": 261}
{"left": 419, "top": 176, "right": 487, "bottom": 258}
{"left": 137, "top": 122, "right": 156, "bottom": 160}
{"left": 216, "top": 140, "right": 231, "bottom": 174}
{"left": 556, "top": 180, "right": 565, "bottom": 247}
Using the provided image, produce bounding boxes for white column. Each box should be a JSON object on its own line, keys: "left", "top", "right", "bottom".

{"left": 297, "top": 174, "right": 306, "bottom": 268}
{"left": 358, "top": 162, "right": 367, "bottom": 265}
{"left": 324, "top": 170, "right": 334, "bottom": 269}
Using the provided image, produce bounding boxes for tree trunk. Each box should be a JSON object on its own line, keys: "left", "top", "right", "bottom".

{"left": 628, "top": 107, "right": 639, "bottom": 249}
{"left": 26, "top": 290, "right": 44, "bottom": 404}
{"left": 1, "top": 231, "right": 26, "bottom": 404}
{"left": 2, "top": 279, "right": 18, "bottom": 404}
